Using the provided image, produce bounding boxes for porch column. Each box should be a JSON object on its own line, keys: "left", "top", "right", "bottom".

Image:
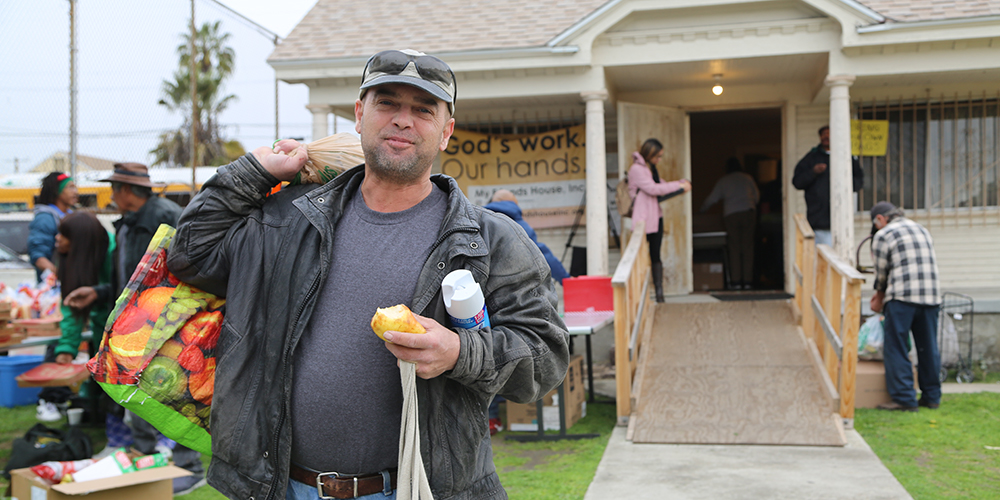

{"left": 306, "top": 104, "right": 333, "bottom": 141}
{"left": 825, "top": 75, "right": 856, "bottom": 262}
{"left": 582, "top": 90, "right": 609, "bottom": 276}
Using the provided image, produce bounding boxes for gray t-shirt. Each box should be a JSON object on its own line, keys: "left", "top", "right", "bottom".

{"left": 290, "top": 183, "right": 447, "bottom": 474}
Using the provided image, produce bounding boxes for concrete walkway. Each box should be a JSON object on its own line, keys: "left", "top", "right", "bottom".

{"left": 582, "top": 380, "right": 998, "bottom": 499}
{"left": 584, "top": 427, "right": 911, "bottom": 500}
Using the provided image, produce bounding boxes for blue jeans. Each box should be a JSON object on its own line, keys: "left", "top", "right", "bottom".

{"left": 286, "top": 478, "right": 396, "bottom": 500}
{"left": 882, "top": 300, "right": 941, "bottom": 407}
{"left": 814, "top": 229, "right": 832, "bottom": 247}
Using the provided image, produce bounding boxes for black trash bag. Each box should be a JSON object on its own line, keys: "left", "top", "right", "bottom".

{"left": 2, "top": 424, "right": 93, "bottom": 478}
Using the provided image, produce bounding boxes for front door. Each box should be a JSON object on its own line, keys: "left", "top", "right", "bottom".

{"left": 617, "top": 102, "right": 692, "bottom": 295}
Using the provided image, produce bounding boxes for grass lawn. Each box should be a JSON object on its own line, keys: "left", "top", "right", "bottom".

{"left": 5, "top": 389, "right": 998, "bottom": 499}
{"left": 854, "top": 392, "right": 1000, "bottom": 499}
{"left": 2, "top": 398, "right": 618, "bottom": 499}
{"left": 492, "top": 400, "right": 617, "bottom": 499}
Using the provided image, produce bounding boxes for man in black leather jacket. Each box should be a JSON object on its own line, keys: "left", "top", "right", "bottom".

{"left": 166, "top": 49, "right": 569, "bottom": 500}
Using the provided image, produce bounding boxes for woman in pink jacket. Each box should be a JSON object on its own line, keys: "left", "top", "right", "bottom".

{"left": 628, "top": 138, "right": 691, "bottom": 302}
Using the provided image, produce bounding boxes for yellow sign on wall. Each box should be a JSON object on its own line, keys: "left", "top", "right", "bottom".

{"left": 851, "top": 119, "right": 889, "bottom": 156}
{"left": 440, "top": 125, "right": 587, "bottom": 228}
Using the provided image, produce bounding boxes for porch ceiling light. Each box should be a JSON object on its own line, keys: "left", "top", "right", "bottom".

{"left": 712, "top": 74, "right": 723, "bottom": 96}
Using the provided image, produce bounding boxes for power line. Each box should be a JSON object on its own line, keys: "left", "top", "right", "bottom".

{"left": 204, "top": 0, "right": 281, "bottom": 42}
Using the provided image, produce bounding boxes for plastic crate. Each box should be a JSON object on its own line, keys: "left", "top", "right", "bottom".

{"left": 0, "top": 355, "right": 44, "bottom": 407}
{"left": 563, "top": 276, "right": 613, "bottom": 312}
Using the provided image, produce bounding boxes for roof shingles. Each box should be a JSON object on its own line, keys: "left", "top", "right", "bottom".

{"left": 270, "top": 1, "right": 1000, "bottom": 63}
{"left": 269, "top": 0, "right": 608, "bottom": 62}
{"left": 859, "top": 0, "right": 1000, "bottom": 22}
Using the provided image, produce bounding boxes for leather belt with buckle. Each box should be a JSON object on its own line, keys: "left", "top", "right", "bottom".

{"left": 289, "top": 463, "right": 397, "bottom": 499}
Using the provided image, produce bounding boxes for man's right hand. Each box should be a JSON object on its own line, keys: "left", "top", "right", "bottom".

{"left": 64, "top": 286, "right": 97, "bottom": 309}
{"left": 813, "top": 163, "right": 827, "bottom": 174}
{"left": 870, "top": 290, "right": 885, "bottom": 314}
{"left": 252, "top": 139, "right": 308, "bottom": 182}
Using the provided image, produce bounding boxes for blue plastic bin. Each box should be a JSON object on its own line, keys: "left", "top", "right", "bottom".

{"left": 0, "top": 355, "right": 45, "bottom": 408}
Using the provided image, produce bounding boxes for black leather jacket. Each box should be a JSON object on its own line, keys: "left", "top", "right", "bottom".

{"left": 792, "top": 145, "right": 863, "bottom": 230}
{"left": 167, "top": 155, "right": 570, "bottom": 500}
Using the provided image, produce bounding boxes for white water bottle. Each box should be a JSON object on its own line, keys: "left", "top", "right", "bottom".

{"left": 442, "top": 269, "right": 490, "bottom": 329}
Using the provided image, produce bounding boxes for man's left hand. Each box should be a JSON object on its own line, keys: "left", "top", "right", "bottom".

{"left": 383, "top": 314, "right": 460, "bottom": 379}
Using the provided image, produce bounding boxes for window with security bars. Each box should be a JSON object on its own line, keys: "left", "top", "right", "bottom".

{"left": 855, "top": 96, "right": 1000, "bottom": 212}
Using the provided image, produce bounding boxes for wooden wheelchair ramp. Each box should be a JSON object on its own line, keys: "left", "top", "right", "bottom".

{"left": 630, "top": 300, "right": 846, "bottom": 446}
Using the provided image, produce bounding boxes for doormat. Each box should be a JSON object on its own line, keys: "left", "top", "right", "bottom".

{"left": 710, "top": 292, "right": 792, "bottom": 302}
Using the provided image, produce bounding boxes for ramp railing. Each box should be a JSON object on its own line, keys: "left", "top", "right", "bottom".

{"left": 611, "top": 221, "right": 650, "bottom": 425}
{"left": 793, "top": 214, "right": 865, "bottom": 427}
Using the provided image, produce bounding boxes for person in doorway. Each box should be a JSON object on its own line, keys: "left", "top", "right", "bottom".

{"left": 63, "top": 163, "right": 203, "bottom": 495}
{"left": 164, "top": 49, "right": 569, "bottom": 500}
{"left": 700, "top": 157, "right": 760, "bottom": 290}
{"left": 869, "top": 201, "right": 941, "bottom": 412}
{"left": 29, "top": 172, "right": 78, "bottom": 281}
{"left": 30, "top": 172, "right": 79, "bottom": 422}
{"left": 628, "top": 139, "right": 691, "bottom": 302}
{"left": 792, "top": 125, "right": 863, "bottom": 246}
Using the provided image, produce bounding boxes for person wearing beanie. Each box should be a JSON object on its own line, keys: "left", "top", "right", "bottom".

{"left": 28, "top": 172, "right": 78, "bottom": 281}
{"left": 28, "top": 172, "right": 78, "bottom": 423}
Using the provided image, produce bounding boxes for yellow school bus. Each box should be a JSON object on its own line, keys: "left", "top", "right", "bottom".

{"left": 0, "top": 167, "right": 220, "bottom": 212}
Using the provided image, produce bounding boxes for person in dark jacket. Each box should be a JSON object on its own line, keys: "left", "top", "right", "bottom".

{"left": 63, "top": 163, "right": 203, "bottom": 495}
{"left": 482, "top": 189, "right": 569, "bottom": 436}
{"left": 484, "top": 189, "right": 569, "bottom": 285}
{"left": 165, "top": 49, "right": 569, "bottom": 500}
{"left": 792, "top": 125, "right": 864, "bottom": 246}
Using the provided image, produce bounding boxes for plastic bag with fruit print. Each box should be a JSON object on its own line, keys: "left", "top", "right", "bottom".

{"left": 87, "top": 224, "right": 224, "bottom": 455}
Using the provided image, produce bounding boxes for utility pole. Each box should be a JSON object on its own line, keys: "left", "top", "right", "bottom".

{"left": 68, "top": 0, "right": 78, "bottom": 178}
{"left": 190, "top": 0, "right": 198, "bottom": 197}
{"left": 274, "top": 36, "right": 279, "bottom": 141}
{"left": 5, "top": 157, "right": 30, "bottom": 174}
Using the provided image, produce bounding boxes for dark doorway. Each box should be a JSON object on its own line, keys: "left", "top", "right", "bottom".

{"left": 689, "top": 108, "right": 783, "bottom": 291}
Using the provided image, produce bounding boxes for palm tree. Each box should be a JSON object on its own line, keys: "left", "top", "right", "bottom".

{"left": 151, "top": 20, "right": 244, "bottom": 167}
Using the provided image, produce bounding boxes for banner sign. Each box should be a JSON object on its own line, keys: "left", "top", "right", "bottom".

{"left": 441, "top": 125, "right": 587, "bottom": 228}
{"left": 851, "top": 119, "right": 889, "bottom": 156}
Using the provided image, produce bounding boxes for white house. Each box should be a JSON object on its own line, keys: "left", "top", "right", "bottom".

{"left": 269, "top": 0, "right": 1000, "bottom": 367}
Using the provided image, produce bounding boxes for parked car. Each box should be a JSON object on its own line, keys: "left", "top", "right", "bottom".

{"left": 0, "top": 212, "right": 32, "bottom": 255}
{"left": 0, "top": 239, "right": 37, "bottom": 287}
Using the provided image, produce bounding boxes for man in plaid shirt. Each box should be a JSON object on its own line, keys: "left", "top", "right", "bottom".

{"left": 869, "top": 201, "right": 942, "bottom": 411}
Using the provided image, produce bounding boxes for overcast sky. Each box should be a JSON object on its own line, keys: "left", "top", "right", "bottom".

{"left": 0, "top": 0, "right": 349, "bottom": 175}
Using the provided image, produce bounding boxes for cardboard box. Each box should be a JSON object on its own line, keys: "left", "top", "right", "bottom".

{"left": 16, "top": 362, "right": 90, "bottom": 389}
{"left": 10, "top": 465, "right": 191, "bottom": 500}
{"left": 508, "top": 355, "right": 586, "bottom": 431}
{"left": 13, "top": 317, "right": 61, "bottom": 337}
{"left": 0, "top": 326, "right": 26, "bottom": 348}
{"left": 855, "top": 360, "right": 919, "bottom": 408}
{"left": 693, "top": 262, "right": 725, "bottom": 291}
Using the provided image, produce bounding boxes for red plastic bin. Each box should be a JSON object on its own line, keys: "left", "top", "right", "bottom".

{"left": 563, "top": 276, "right": 613, "bottom": 313}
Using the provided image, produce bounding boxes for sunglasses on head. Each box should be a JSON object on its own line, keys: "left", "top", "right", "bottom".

{"left": 365, "top": 50, "right": 455, "bottom": 88}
